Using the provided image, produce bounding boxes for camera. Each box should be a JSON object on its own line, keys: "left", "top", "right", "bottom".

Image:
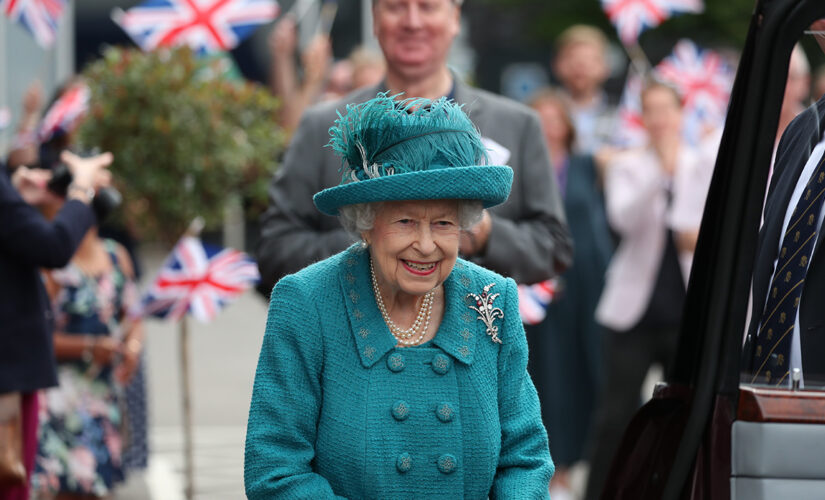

{"left": 46, "top": 162, "right": 122, "bottom": 223}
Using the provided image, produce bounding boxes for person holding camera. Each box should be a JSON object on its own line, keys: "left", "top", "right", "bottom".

{"left": 29, "top": 180, "right": 143, "bottom": 499}
{"left": 0, "top": 151, "right": 111, "bottom": 500}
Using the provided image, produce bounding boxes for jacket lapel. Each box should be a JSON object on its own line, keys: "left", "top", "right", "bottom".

{"left": 339, "top": 246, "right": 397, "bottom": 368}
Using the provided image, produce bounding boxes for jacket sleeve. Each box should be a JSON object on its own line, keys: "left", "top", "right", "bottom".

{"left": 256, "top": 110, "right": 354, "bottom": 292}
{"left": 0, "top": 173, "right": 95, "bottom": 268}
{"left": 491, "top": 278, "right": 554, "bottom": 499}
{"left": 604, "top": 153, "right": 663, "bottom": 236}
{"left": 244, "top": 277, "right": 347, "bottom": 500}
{"left": 480, "top": 112, "right": 573, "bottom": 284}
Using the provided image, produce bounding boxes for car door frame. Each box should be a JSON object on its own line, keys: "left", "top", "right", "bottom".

{"left": 603, "top": 0, "right": 825, "bottom": 498}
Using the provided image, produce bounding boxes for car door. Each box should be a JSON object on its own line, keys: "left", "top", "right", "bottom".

{"left": 601, "top": 0, "right": 825, "bottom": 498}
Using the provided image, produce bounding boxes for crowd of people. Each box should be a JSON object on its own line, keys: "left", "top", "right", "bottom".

{"left": 3, "top": 0, "right": 825, "bottom": 499}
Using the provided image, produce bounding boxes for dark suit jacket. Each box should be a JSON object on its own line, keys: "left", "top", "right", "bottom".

{"left": 256, "top": 78, "right": 573, "bottom": 291}
{"left": 743, "top": 96, "right": 825, "bottom": 385}
{"left": 0, "top": 170, "right": 96, "bottom": 393}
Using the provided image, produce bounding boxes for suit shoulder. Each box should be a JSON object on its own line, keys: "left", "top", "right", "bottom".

{"left": 462, "top": 87, "right": 535, "bottom": 117}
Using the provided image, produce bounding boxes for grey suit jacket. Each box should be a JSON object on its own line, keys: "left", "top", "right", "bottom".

{"left": 257, "top": 79, "right": 572, "bottom": 291}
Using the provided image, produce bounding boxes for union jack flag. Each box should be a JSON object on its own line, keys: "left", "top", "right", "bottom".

{"left": 2, "top": 0, "right": 67, "bottom": 48}
{"left": 38, "top": 82, "right": 90, "bottom": 142}
{"left": 654, "top": 39, "right": 735, "bottom": 145}
{"left": 517, "top": 279, "right": 561, "bottom": 326}
{"left": 113, "top": 0, "right": 280, "bottom": 54}
{"left": 601, "top": 0, "right": 703, "bottom": 45}
{"left": 141, "top": 236, "right": 260, "bottom": 323}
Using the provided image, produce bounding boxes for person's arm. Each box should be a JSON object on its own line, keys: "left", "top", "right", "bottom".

{"left": 244, "top": 276, "right": 345, "bottom": 499}
{"left": 6, "top": 81, "right": 42, "bottom": 170}
{"left": 604, "top": 152, "right": 663, "bottom": 236}
{"left": 475, "top": 112, "right": 573, "bottom": 283}
{"left": 113, "top": 243, "right": 144, "bottom": 385}
{"left": 0, "top": 152, "right": 112, "bottom": 268}
{"left": 491, "top": 278, "right": 554, "bottom": 498}
{"left": 256, "top": 108, "right": 354, "bottom": 292}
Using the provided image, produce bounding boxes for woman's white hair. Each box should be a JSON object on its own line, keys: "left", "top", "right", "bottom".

{"left": 339, "top": 200, "right": 483, "bottom": 240}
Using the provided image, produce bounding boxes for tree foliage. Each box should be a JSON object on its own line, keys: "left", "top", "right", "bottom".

{"left": 77, "top": 46, "right": 284, "bottom": 244}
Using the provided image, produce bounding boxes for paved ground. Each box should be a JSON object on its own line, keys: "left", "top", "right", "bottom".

{"left": 117, "top": 246, "right": 269, "bottom": 499}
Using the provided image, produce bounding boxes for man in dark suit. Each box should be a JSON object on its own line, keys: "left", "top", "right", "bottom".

{"left": 256, "top": 0, "right": 572, "bottom": 291}
{"left": 742, "top": 24, "right": 825, "bottom": 388}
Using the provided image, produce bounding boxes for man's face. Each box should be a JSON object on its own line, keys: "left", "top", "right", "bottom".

{"left": 554, "top": 42, "right": 609, "bottom": 98}
{"left": 373, "top": 0, "right": 460, "bottom": 80}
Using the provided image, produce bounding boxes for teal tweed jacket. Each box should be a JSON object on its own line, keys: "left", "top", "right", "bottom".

{"left": 244, "top": 245, "right": 554, "bottom": 499}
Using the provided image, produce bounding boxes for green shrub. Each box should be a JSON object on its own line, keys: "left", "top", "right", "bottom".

{"left": 77, "top": 46, "right": 284, "bottom": 244}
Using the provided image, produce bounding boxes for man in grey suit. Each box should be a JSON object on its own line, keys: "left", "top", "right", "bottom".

{"left": 257, "top": 0, "right": 572, "bottom": 291}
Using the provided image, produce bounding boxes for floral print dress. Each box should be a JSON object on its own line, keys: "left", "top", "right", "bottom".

{"left": 31, "top": 240, "right": 138, "bottom": 497}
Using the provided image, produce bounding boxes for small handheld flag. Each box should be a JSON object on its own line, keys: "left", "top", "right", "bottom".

{"left": 141, "top": 236, "right": 260, "bottom": 323}
{"left": 517, "top": 279, "right": 561, "bottom": 326}
{"left": 2, "top": 0, "right": 67, "bottom": 48}
{"left": 601, "top": 0, "right": 703, "bottom": 46}
{"left": 113, "top": 0, "right": 280, "bottom": 54}
{"left": 38, "top": 83, "right": 90, "bottom": 142}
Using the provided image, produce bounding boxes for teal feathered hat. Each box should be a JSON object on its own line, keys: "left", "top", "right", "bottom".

{"left": 312, "top": 93, "right": 513, "bottom": 216}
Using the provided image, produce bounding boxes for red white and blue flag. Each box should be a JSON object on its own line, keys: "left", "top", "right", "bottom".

{"left": 654, "top": 39, "right": 735, "bottom": 145}
{"left": 517, "top": 279, "right": 560, "bottom": 326}
{"left": 601, "top": 0, "right": 703, "bottom": 45}
{"left": 2, "top": 0, "right": 67, "bottom": 48}
{"left": 37, "top": 82, "right": 90, "bottom": 142}
{"left": 615, "top": 40, "right": 734, "bottom": 147}
{"left": 113, "top": 0, "right": 280, "bottom": 54}
{"left": 141, "top": 236, "right": 260, "bottom": 323}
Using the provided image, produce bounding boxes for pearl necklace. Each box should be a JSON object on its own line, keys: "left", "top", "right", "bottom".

{"left": 370, "top": 259, "right": 435, "bottom": 346}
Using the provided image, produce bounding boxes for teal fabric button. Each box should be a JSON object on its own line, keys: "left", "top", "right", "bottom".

{"left": 391, "top": 401, "right": 410, "bottom": 421}
{"left": 396, "top": 453, "right": 412, "bottom": 473}
{"left": 387, "top": 352, "right": 405, "bottom": 372}
{"left": 431, "top": 353, "right": 451, "bottom": 375}
{"left": 437, "top": 454, "right": 457, "bottom": 474}
{"left": 436, "top": 402, "right": 455, "bottom": 423}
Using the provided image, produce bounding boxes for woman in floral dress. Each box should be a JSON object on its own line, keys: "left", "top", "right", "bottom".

{"left": 31, "top": 224, "right": 144, "bottom": 500}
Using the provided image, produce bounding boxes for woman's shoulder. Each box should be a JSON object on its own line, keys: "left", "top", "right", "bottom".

{"left": 272, "top": 246, "right": 359, "bottom": 298}
{"left": 453, "top": 259, "right": 514, "bottom": 294}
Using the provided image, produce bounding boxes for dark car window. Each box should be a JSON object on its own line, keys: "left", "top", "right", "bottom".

{"left": 737, "top": 30, "right": 825, "bottom": 392}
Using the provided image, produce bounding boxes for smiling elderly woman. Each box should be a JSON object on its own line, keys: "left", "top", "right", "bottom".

{"left": 244, "top": 94, "right": 554, "bottom": 499}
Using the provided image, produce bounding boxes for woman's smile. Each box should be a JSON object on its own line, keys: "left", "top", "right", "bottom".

{"left": 401, "top": 259, "right": 438, "bottom": 275}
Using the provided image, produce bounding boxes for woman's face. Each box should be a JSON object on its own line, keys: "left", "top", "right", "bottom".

{"left": 641, "top": 86, "right": 683, "bottom": 143}
{"left": 534, "top": 100, "right": 571, "bottom": 152}
{"left": 364, "top": 199, "right": 460, "bottom": 298}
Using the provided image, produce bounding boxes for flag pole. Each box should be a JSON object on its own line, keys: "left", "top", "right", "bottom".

{"left": 179, "top": 217, "right": 203, "bottom": 500}
{"left": 180, "top": 315, "right": 194, "bottom": 500}
{"left": 625, "top": 40, "right": 652, "bottom": 77}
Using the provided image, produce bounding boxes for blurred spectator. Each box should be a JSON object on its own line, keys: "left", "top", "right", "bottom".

{"left": 0, "top": 151, "right": 111, "bottom": 500}
{"left": 526, "top": 88, "right": 614, "bottom": 500}
{"left": 268, "top": 16, "right": 333, "bottom": 134}
{"left": 777, "top": 44, "right": 811, "bottom": 146}
{"left": 319, "top": 59, "right": 354, "bottom": 101}
{"left": 256, "top": 0, "right": 572, "bottom": 291}
{"left": 585, "top": 81, "right": 713, "bottom": 500}
{"left": 30, "top": 190, "right": 143, "bottom": 499}
{"left": 349, "top": 46, "right": 386, "bottom": 90}
{"left": 553, "top": 25, "right": 617, "bottom": 156}
{"left": 5, "top": 81, "right": 44, "bottom": 171}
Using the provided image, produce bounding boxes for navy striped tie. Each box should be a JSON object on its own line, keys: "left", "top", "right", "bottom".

{"left": 752, "top": 152, "right": 825, "bottom": 385}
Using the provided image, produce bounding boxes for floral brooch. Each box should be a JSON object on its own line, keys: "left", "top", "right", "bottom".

{"left": 467, "top": 283, "right": 504, "bottom": 344}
